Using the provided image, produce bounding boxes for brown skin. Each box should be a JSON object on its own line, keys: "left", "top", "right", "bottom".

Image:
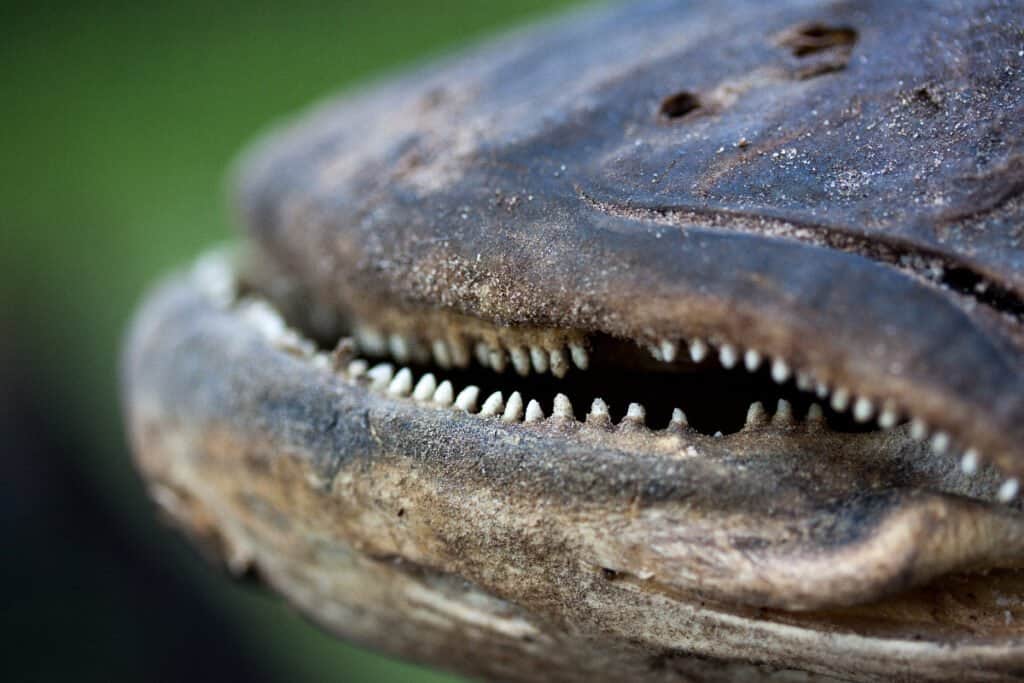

{"left": 124, "top": 0, "right": 1024, "bottom": 680}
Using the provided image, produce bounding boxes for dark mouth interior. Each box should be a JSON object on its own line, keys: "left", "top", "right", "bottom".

{"left": 343, "top": 332, "right": 877, "bottom": 436}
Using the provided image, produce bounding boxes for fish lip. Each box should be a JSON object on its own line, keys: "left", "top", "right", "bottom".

{"left": 123, "top": 259, "right": 1024, "bottom": 613}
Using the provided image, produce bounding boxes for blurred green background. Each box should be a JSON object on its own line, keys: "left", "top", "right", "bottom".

{"left": 1, "top": 1, "right": 578, "bottom": 680}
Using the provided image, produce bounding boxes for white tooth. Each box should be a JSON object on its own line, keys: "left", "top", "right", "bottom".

{"left": 807, "top": 403, "right": 824, "bottom": 422}
{"left": 648, "top": 344, "right": 664, "bottom": 362}
{"left": 713, "top": 431, "right": 724, "bottom": 438}
{"left": 998, "top": 478, "right": 1020, "bottom": 503}
{"left": 625, "top": 403, "right": 646, "bottom": 424}
{"left": 502, "top": 392, "right": 524, "bottom": 422}
{"left": 745, "top": 401, "right": 767, "bottom": 427}
{"left": 588, "top": 398, "right": 610, "bottom": 421}
{"left": 689, "top": 339, "right": 709, "bottom": 363}
{"left": 571, "top": 342, "right": 590, "bottom": 370}
{"left": 433, "top": 380, "right": 454, "bottom": 406}
{"left": 474, "top": 341, "right": 491, "bottom": 368}
{"left": 553, "top": 393, "right": 574, "bottom": 419}
{"left": 488, "top": 348, "right": 507, "bottom": 373}
{"left": 525, "top": 399, "right": 545, "bottom": 423}
{"left": 853, "top": 397, "right": 875, "bottom": 423}
{"left": 549, "top": 348, "right": 569, "bottom": 378}
{"left": 878, "top": 402, "right": 899, "bottom": 429}
{"left": 510, "top": 346, "right": 531, "bottom": 376}
{"left": 960, "top": 449, "right": 979, "bottom": 476}
{"left": 930, "top": 431, "right": 950, "bottom": 455}
{"left": 355, "top": 327, "right": 387, "bottom": 355}
{"left": 455, "top": 385, "right": 480, "bottom": 412}
{"left": 771, "top": 358, "right": 791, "bottom": 384}
{"left": 530, "top": 346, "right": 549, "bottom": 373}
{"left": 412, "top": 373, "right": 437, "bottom": 401}
{"left": 910, "top": 418, "right": 929, "bottom": 441}
{"left": 774, "top": 399, "right": 793, "bottom": 423}
{"left": 743, "top": 349, "right": 762, "bottom": 372}
{"left": 659, "top": 340, "right": 677, "bottom": 364}
{"left": 367, "top": 363, "right": 394, "bottom": 389}
{"left": 347, "top": 359, "right": 369, "bottom": 378}
{"left": 386, "top": 368, "right": 413, "bottom": 396}
{"left": 815, "top": 381, "right": 830, "bottom": 399}
{"left": 830, "top": 387, "right": 851, "bottom": 412}
{"left": 719, "top": 344, "right": 738, "bottom": 369}
{"left": 669, "top": 408, "right": 688, "bottom": 428}
{"left": 480, "top": 391, "right": 504, "bottom": 417}
{"left": 389, "top": 334, "right": 411, "bottom": 363}
{"left": 431, "top": 339, "right": 452, "bottom": 369}
{"left": 796, "top": 371, "right": 814, "bottom": 391}
{"left": 449, "top": 337, "right": 471, "bottom": 368}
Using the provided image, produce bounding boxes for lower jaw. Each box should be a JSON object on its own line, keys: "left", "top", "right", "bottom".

{"left": 123, "top": 249, "right": 1024, "bottom": 682}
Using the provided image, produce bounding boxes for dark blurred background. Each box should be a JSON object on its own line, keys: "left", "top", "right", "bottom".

{"left": 2, "top": 2, "right": 578, "bottom": 680}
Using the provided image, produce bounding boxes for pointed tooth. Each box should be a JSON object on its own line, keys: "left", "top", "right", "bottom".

{"left": 796, "top": 371, "right": 814, "bottom": 392}
{"left": 743, "top": 349, "right": 762, "bottom": 372}
{"left": 431, "top": 339, "right": 452, "bottom": 369}
{"left": 570, "top": 342, "right": 590, "bottom": 370}
{"left": 449, "top": 336, "right": 471, "bottom": 368}
{"left": 647, "top": 344, "right": 664, "bottom": 362}
{"left": 669, "top": 408, "right": 689, "bottom": 429}
{"left": 433, "top": 380, "right": 454, "bottom": 407}
{"left": 552, "top": 393, "right": 574, "bottom": 419}
{"left": 852, "top": 397, "right": 875, "bottom": 423}
{"left": 530, "top": 346, "right": 549, "bottom": 373}
{"left": 549, "top": 348, "right": 569, "bottom": 378}
{"left": 502, "top": 392, "right": 524, "bottom": 422}
{"left": 386, "top": 367, "right": 413, "bottom": 396}
{"left": 878, "top": 401, "right": 899, "bottom": 429}
{"left": 830, "top": 387, "right": 851, "bottom": 412}
{"left": 412, "top": 373, "right": 437, "bottom": 401}
{"left": 355, "top": 327, "right": 387, "bottom": 355}
{"left": 388, "top": 334, "right": 411, "bottom": 363}
{"left": 525, "top": 399, "right": 545, "bottom": 423}
{"left": 774, "top": 399, "right": 793, "bottom": 424}
{"left": 930, "top": 431, "right": 950, "bottom": 455}
{"left": 719, "top": 344, "right": 738, "bottom": 369}
{"left": 689, "top": 338, "right": 708, "bottom": 363}
{"left": 909, "top": 418, "right": 929, "bottom": 441}
{"left": 367, "top": 362, "right": 395, "bottom": 389}
{"left": 347, "top": 359, "right": 369, "bottom": 379}
{"left": 658, "top": 340, "right": 677, "bottom": 364}
{"left": 713, "top": 431, "right": 724, "bottom": 438}
{"left": 998, "top": 478, "right": 1020, "bottom": 503}
{"left": 480, "top": 391, "right": 504, "bottom": 417}
{"left": 474, "top": 341, "right": 491, "bottom": 368}
{"left": 744, "top": 401, "right": 767, "bottom": 428}
{"left": 806, "top": 403, "right": 825, "bottom": 423}
{"left": 587, "top": 398, "right": 611, "bottom": 425}
{"left": 488, "top": 348, "right": 507, "bottom": 373}
{"left": 624, "top": 402, "right": 646, "bottom": 425}
{"left": 960, "top": 449, "right": 980, "bottom": 476}
{"left": 455, "top": 385, "right": 480, "bottom": 412}
{"left": 510, "top": 346, "right": 531, "bottom": 376}
{"left": 770, "top": 358, "right": 791, "bottom": 384}
{"left": 815, "top": 381, "right": 830, "bottom": 399}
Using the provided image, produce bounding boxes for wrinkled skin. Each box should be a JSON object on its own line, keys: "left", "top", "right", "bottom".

{"left": 123, "top": 1, "right": 1024, "bottom": 681}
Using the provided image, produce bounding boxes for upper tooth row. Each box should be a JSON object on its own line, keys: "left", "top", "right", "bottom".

{"left": 354, "top": 326, "right": 588, "bottom": 378}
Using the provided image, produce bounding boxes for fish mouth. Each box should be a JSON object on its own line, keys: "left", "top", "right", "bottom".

{"left": 145, "top": 239, "right": 1024, "bottom": 615}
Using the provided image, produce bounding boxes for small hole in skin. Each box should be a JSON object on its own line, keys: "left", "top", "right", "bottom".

{"left": 779, "top": 22, "right": 858, "bottom": 57}
{"left": 397, "top": 508, "right": 405, "bottom": 517}
{"left": 601, "top": 568, "right": 619, "bottom": 580}
{"left": 659, "top": 91, "right": 701, "bottom": 119}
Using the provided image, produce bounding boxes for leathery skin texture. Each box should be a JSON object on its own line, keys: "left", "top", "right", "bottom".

{"left": 123, "top": 1, "right": 1024, "bottom": 681}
